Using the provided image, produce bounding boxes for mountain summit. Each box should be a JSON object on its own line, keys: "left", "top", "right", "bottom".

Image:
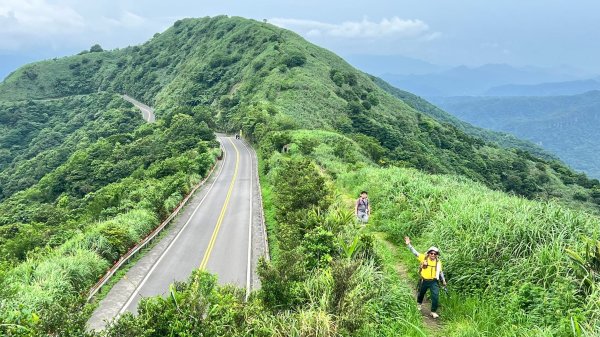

{"left": 1, "top": 15, "right": 598, "bottom": 205}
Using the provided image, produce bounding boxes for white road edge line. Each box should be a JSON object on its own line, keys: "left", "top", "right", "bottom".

{"left": 240, "top": 139, "right": 253, "bottom": 301}
{"left": 117, "top": 137, "right": 228, "bottom": 316}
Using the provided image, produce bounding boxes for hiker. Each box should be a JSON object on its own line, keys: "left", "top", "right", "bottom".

{"left": 404, "top": 236, "right": 447, "bottom": 318}
{"left": 355, "top": 191, "right": 371, "bottom": 223}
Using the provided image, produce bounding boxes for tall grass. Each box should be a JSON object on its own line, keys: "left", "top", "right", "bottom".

{"left": 0, "top": 209, "right": 157, "bottom": 333}
{"left": 339, "top": 166, "right": 600, "bottom": 335}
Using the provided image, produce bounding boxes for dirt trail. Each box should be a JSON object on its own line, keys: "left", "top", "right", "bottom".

{"left": 380, "top": 238, "right": 442, "bottom": 336}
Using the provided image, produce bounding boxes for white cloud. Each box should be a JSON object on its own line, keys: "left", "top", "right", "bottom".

{"left": 0, "top": 0, "right": 153, "bottom": 51}
{"left": 480, "top": 42, "right": 500, "bottom": 49}
{"left": 0, "top": 0, "right": 84, "bottom": 36}
{"left": 269, "top": 17, "right": 436, "bottom": 40}
{"left": 101, "top": 11, "right": 147, "bottom": 29}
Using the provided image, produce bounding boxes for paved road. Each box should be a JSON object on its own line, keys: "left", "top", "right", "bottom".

{"left": 122, "top": 94, "right": 156, "bottom": 122}
{"left": 87, "top": 135, "right": 266, "bottom": 331}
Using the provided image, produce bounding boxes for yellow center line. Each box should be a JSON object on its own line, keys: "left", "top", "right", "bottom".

{"left": 199, "top": 137, "right": 240, "bottom": 270}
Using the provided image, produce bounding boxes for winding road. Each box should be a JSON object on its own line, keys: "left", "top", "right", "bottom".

{"left": 87, "top": 101, "right": 266, "bottom": 331}
{"left": 122, "top": 94, "right": 156, "bottom": 122}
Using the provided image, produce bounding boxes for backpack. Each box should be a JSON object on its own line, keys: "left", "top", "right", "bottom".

{"left": 357, "top": 198, "right": 369, "bottom": 210}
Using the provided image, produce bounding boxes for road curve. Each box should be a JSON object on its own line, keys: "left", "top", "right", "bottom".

{"left": 122, "top": 94, "right": 156, "bottom": 122}
{"left": 87, "top": 135, "right": 266, "bottom": 331}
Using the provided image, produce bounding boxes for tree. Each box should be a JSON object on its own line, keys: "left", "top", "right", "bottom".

{"left": 271, "top": 157, "right": 331, "bottom": 227}
{"left": 89, "top": 44, "right": 104, "bottom": 53}
{"left": 281, "top": 51, "right": 306, "bottom": 68}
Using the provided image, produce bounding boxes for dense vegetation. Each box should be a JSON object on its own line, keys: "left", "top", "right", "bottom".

{"left": 339, "top": 165, "right": 600, "bottom": 336}
{"left": 431, "top": 91, "right": 600, "bottom": 179}
{"left": 102, "top": 153, "right": 424, "bottom": 336}
{"left": 1, "top": 15, "right": 600, "bottom": 336}
{"left": 371, "top": 76, "right": 556, "bottom": 160}
{"left": 0, "top": 94, "right": 218, "bottom": 334}
{"left": 1, "top": 16, "right": 598, "bottom": 210}
{"left": 0, "top": 94, "right": 142, "bottom": 200}
{"left": 104, "top": 126, "right": 600, "bottom": 336}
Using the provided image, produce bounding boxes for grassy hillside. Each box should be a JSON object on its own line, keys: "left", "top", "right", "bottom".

{"left": 2, "top": 16, "right": 598, "bottom": 209}
{"left": 2, "top": 15, "right": 600, "bottom": 336}
{"left": 338, "top": 163, "right": 600, "bottom": 336}
{"left": 371, "top": 76, "right": 557, "bottom": 161}
{"left": 431, "top": 91, "right": 600, "bottom": 179}
{"left": 0, "top": 96, "right": 217, "bottom": 334}
{"left": 0, "top": 93, "right": 144, "bottom": 200}
{"left": 102, "top": 128, "right": 600, "bottom": 336}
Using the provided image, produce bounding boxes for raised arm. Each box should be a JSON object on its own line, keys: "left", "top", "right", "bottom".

{"left": 404, "top": 236, "right": 419, "bottom": 257}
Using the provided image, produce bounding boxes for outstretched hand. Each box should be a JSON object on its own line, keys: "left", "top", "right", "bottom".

{"left": 404, "top": 236, "right": 411, "bottom": 245}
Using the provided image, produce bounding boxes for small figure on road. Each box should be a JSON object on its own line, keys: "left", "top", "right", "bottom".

{"left": 404, "top": 236, "right": 447, "bottom": 319}
{"left": 355, "top": 191, "right": 371, "bottom": 223}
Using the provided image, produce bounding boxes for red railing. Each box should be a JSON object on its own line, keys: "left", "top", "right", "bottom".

{"left": 86, "top": 153, "right": 221, "bottom": 302}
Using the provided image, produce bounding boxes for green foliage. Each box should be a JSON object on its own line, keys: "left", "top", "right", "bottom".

{"left": 339, "top": 165, "right": 600, "bottom": 335}
{"left": 0, "top": 93, "right": 140, "bottom": 200}
{"left": 89, "top": 44, "right": 104, "bottom": 53}
{"left": 0, "top": 94, "right": 217, "bottom": 334}
{"left": 1, "top": 15, "right": 595, "bottom": 210}
{"left": 1, "top": 15, "right": 599, "bottom": 336}
{"left": 431, "top": 92, "right": 600, "bottom": 179}
{"left": 270, "top": 156, "right": 331, "bottom": 226}
{"left": 100, "top": 138, "right": 425, "bottom": 336}
{"left": 280, "top": 51, "right": 307, "bottom": 68}
{"left": 371, "top": 76, "right": 556, "bottom": 160}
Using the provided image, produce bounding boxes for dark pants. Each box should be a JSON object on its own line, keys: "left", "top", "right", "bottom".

{"left": 417, "top": 279, "right": 439, "bottom": 312}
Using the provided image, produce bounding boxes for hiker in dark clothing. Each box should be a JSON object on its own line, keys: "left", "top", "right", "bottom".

{"left": 404, "top": 236, "right": 447, "bottom": 318}
{"left": 355, "top": 191, "right": 371, "bottom": 223}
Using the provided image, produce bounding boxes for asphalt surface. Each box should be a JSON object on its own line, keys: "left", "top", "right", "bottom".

{"left": 122, "top": 94, "right": 156, "bottom": 122}
{"left": 87, "top": 135, "right": 264, "bottom": 331}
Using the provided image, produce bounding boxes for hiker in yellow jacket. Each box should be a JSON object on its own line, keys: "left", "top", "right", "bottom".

{"left": 404, "top": 236, "right": 447, "bottom": 318}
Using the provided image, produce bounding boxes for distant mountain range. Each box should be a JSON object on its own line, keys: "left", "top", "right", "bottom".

{"left": 343, "top": 54, "right": 448, "bottom": 76}
{"left": 430, "top": 91, "right": 600, "bottom": 178}
{"left": 380, "top": 63, "right": 596, "bottom": 97}
{"left": 484, "top": 78, "right": 600, "bottom": 96}
{"left": 343, "top": 55, "right": 599, "bottom": 97}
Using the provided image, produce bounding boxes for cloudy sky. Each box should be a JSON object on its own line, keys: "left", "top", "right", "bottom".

{"left": 1, "top": 0, "right": 600, "bottom": 77}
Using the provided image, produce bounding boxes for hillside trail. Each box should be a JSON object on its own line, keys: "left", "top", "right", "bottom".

{"left": 379, "top": 237, "right": 443, "bottom": 336}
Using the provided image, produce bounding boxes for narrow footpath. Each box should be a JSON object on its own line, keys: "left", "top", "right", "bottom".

{"left": 379, "top": 237, "right": 443, "bottom": 336}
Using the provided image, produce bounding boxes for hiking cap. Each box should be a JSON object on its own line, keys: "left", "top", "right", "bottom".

{"left": 427, "top": 246, "right": 440, "bottom": 254}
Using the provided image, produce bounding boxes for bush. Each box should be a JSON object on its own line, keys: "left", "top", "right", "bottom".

{"left": 281, "top": 51, "right": 307, "bottom": 68}
{"left": 89, "top": 44, "right": 104, "bottom": 53}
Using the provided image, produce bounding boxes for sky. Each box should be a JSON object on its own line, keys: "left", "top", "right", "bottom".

{"left": 1, "top": 0, "right": 600, "bottom": 78}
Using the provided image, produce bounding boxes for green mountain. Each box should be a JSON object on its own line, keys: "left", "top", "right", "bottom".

{"left": 371, "top": 76, "right": 557, "bottom": 160}
{"left": 2, "top": 16, "right": 600, "bottom": 336}
{"left": 2, "top": 16, "right": 598, "bottom": 206}
{"left": 431, "top": 91, "right": 600, "bottom": 179}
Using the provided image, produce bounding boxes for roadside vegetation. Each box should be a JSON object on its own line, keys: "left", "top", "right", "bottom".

{"left": 1, "top": 16, "right": 598, "bottom": 210}
{"left": 0, "top": 98, "right": 218, "bottom": 335}
{"left": 339, "top": 165, "right": 600, "bottom": 336}
{"left": 1, "top": 15, "right": 600, "bottom": 336}
{"left": 101, "top": 137, "right": 426, "bottom": 337}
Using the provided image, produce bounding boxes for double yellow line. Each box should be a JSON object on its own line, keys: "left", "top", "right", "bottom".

{"left": 199, "top": 138, "right": 240, "bottom": 270}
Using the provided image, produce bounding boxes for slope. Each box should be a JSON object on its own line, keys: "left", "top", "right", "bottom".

{"left": 2, "top": 15, "right": 600, "bottom": 336}
{"left": 0, "top": 93, "right": 144, "bottom": 201}
{"left": 3, "top": 16, "right": 598, "bottom": 209}
{"left": 431, "top": 91, "right": 600, "bottom": 179}
{"left": 371, "top": 75, "right": 556, "bottom": 160}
